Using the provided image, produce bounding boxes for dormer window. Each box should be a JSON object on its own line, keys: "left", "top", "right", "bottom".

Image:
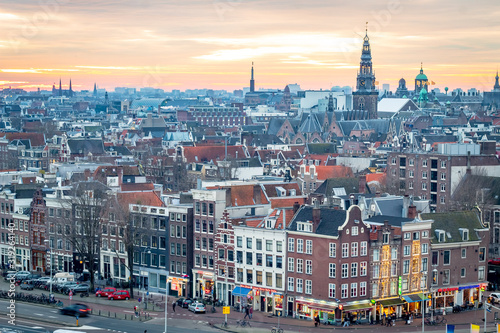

{"left": 459, "top": 228, "right": 469, "bottom": 241}
{"left": 297, "top": 222, "right": 312, "bottom": 232}
{"left": 436, "top": 229, "right": 445, "bottom": 243}
{"left": 290, "top": 189, "right": 296, "bottom": 196}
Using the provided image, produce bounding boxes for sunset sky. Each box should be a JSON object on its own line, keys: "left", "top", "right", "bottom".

{"left": 0, "top": 0, "right": 499, "bottom": 92}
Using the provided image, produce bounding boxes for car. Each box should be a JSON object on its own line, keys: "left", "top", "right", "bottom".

{"left": 20, "top": 281, "right": 34, "bottom": 290}
{"left": 188, "top": 302, "right": 206, "bottom": 313}
{"left": 3, "top": 271, "right": 17, "bottom": 279}
{"left": 181, "top": 299, "right": 193, "bottom": 308}
{"left": 108, "top": 290, "right": 130, "bottom": 300}
{"left": 59, "top": 303, "right": 91, "bottom": 317}
{"left": 61, "top": 283, "right": 80, "bottom": 294}
{"left": 71, "top": 283, "right": 90, "bottom": 293}
{"left": 176, "top": 297, "right": 187, "bottom": 306}
{"left": 96, "top": 287, "right": 116, "bottom": 297}
{"left": 4, "top": 273, "right": 16, "bottom": 281}
{"left": 491, "top": 293, "right": 500, "bottom": 303}
{"left": 58, "top": 282, "right": 78, "bottom": 294}
{"left": 489, "top": 258, "right": 500, "bottom": 265}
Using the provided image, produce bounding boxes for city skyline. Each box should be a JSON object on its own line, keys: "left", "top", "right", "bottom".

{"left": 0, "top": 0, "right": 499, "bottom": 92}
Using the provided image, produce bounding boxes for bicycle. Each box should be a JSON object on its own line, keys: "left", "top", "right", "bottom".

{"left": 55, "top": 300, "right": 63, "bottom": 308}
{"left": 425, "top": 315, "right": 447, "bottom": 326}
{"left": 271, "top": 327, "right": 284, "bottom": 333}
{"left": 236, "top": 320, "right": 251, "bottom": 327}
{"left": 220, "top": 321, "right": 228, "bottom": 328}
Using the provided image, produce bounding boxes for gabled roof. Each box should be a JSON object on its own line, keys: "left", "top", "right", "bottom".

{"left": 117, "top": 191, "right": 164, "bottom": 208}
{"left": 226, "top": 184, "right": 269, "bottom": 206}
{"left": 68, "top": 138, "right": 105, "bottom": 155}
{"left": 315, "top": 177, "right": 359, "bottom": 196}
{"left": 288, "top": 205, "right": 347, "bottom": 236}
{"left": 305, "top": 165, "right": 353, "bottom": 180}
{"left": 1, "top": 132, "right": 45, "bottom": 147}
{"left": 421, "top": 210, "right": 484, "bottom": 244}
{"left": 182, "top": 145, "right": 248, "bottom": 163}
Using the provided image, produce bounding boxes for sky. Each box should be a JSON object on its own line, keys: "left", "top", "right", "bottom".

{"left": 0, "top": 0, "right": 499, "bottom": 92}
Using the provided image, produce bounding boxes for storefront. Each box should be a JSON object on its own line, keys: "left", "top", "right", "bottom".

{"left": 168, "top": 276, "right": 189, "bottom": 297}
{"left": 295, "top": 297, "right": 339, "bottom": 322}
{"left": 431, "top": 283, "right": 486, "bottom": 312}
{"left": 231, "top": 286, "right": 252, "bottom": 309}
{"left": 342, "top": 302, "right": 374, "bottom": 324}
{"left": 377, "top": 297, "right": 405, "bottom": 320}
{"left": 239, "top": 284, "right": 281, "bottom": 315}
{"left": 402, "top": 293, "right": 426, "bottom": 314}
{"left": 192, "top": 270, "right": 214, "bottom": 298}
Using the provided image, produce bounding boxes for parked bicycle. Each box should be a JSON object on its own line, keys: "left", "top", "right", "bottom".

{"left": 425, "top": 315, "right": 447, "bottom": 326}
{"left": 271, "top": 327, "right": 284, "bottom": 333}
{"left": 236, "top": 320, "right": 251, "bottom": 327}
{"left": 55, "top": 300, "right": 64, "bottom": 308}
{"left": 220, "top": 321, "right": 228, "bottom": 328}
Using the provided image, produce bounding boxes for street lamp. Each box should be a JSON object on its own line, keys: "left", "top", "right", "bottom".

{"left": 140, "top": 247, "right": 151, "bottom": 309}
{"left": 44, "top": 239, "right": 53, "bottom": 297}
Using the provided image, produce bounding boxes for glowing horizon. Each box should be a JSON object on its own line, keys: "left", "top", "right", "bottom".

{"left": 0, "top": 0, "right": 498, "bottom": 93}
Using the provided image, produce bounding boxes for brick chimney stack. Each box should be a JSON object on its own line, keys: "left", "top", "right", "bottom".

{"left": 359, "top": 174, "right": 367, "bottom": 194}
{"left": 253, "top": 184, "right": 261, "bottom": 204}
{"left": 312, "top": 200, "right": 321, "bottom": 232}
{"left": 408, "top": 205, "right": 417, "bottom": 219}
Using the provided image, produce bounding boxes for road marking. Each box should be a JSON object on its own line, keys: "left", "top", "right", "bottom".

{"left": 34, "top": 313, "right": 43, "bottom": 316}
{"left": 48, "top": 316, "right": 56, "bottom": 318}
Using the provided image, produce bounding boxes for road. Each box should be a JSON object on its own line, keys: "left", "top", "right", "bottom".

{"left": 0, "top": 300, "right": 220, "bottom": 333}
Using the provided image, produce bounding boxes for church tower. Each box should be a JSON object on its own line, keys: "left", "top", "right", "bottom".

{"left": 59, "top": 78, "right": 62, "bottom": 97}
{"left": 352, "top": 24, "right": 378, "bottom": 119}
{"left": 415, "top": 63, "right": 428, "bottom": 95}
{"left": 250, "top": 62, "right": 255, "bottom": 93}
{"left": 69, "top": 79, "right": 73, "bottom": 97}
{"left": 494, "top": 71, "right": 500, "bottom": 92}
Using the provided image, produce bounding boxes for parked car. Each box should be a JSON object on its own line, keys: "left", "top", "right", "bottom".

{"left": 491, "top": 293, "right": 500, "bottom": 304}
{"left": 188, "top": 302, "right": 206, "bottom": 313}
{"left": 4, "top": 273, "right": 16, "bottom": 281}
{"left": 71, "top": 283, "right": 90, "bottom": 293}
{"left": 20, "top": 281, "right": 34, "bottom": 290}
{"left": 59, "top": 282, "right": 79, "bottom": 294}
{"left": 181, "top": 299, "right": 193, "bottom": 308}
{"left": 108, "top": 290, "right": 130, "bottom": 300}
{"left": 59, "top": 303, "right": 91, "bottom": 317}
{"left": 2, "top": 270, "right": 17, "bottom": 278}
{"left": 95, "top": 287, "right": 116, "bottom": 297}
{"left": 176, "top": 297, "right": 187, "bottom": 306}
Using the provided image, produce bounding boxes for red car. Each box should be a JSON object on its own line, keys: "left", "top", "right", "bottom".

{"left": 108, "top": 290, "right": 130, "bottom": 300}
{"left": 96, "top": 287, "right": 117, "bottom": 297}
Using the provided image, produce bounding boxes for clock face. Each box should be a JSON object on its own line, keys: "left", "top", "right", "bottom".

{"left": 360, "top": 80, "right": 365, "bottom": 87}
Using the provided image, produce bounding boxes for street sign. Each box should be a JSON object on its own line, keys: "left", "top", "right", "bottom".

{"left": 223, "top": 306, "right": 230, "bottom": 314}
{"left": 69, "top": 290, "right": 73, "bottom": 296}
{"left": 69, "top": 295, "right": 73, "bottom": 300}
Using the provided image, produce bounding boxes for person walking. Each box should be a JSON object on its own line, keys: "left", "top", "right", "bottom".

{"left": 243, "top": 305, "right": 250, "bottom": 319}
{"left": 249, "top": 306, "right": 253, "bottom": 319}
{"left": 343, "top": 315, "right": 350, "bottom": 327}
{"left": 172, "top": 301, "right": 176, "bottom": 312}
{"left": 314, "top": 314, "right": 320, "bottom": 327}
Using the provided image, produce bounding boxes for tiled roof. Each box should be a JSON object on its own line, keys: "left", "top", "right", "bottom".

{"left": 305, "top": 165, "right": 353, "bottom": 180}
{"left": 2, "top": 132, "right": 45, "bottom": 147}
{"left": 227, "top": 184, "right": 269, "bottom": 206}
{"left": 289, "top": 205, "right": 347, "bottom": 236}
{"left": 366, "top": 173, "right": 386, "bottom": 186}
{"left": 182, "top": 145, "right": 247, "bottom": 163}
{"left": 262, "top": 183, "right": 302, "bottom": 198}
{"left": 118, "top": 191, "right": 164, "bottom": 208}
{"left": 421, "top": 210, "right": 485, "bottom": 244}
{"left": 270, "top": 197, "right": 307, "bottom": 209}
{"left": 120, "top": 183, "right": 155, "bottom": 192}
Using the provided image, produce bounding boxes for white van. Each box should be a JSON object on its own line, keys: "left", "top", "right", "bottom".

{"left": 53, "top": 272, "right": 75, "bottom": 284}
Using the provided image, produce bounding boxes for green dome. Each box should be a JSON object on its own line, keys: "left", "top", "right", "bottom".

{"left": 419, "top": 87, "right": 428, "bottom": 97}
{"left": 416, "top": 73, "right": 428, "bottom": 80}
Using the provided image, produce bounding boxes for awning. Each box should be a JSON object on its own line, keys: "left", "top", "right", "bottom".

{"left": 232, "top": 286, "right": 252, "bottom": 297}
{"left": 403, "top": 293, "right": 426, "bottom": 303}
{"left": 343, "top": 303, "right": 374, "bottom": 312}
{"left": 379, "top": 297, "right": 405, "bottom": 307}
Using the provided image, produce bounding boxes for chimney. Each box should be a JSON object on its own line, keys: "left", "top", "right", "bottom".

{"left": 225, "top": 188, "right": 232, "bottom": 207}
{"left": 408, "top": 205, "right": 417, "bottom": 219}
{"left": 402, "top": 195, "right": 410, "bottom": 218}
{"left": 312, "top": 200, "right": 321, "bottom": 232}
{"left": 359, "top": 174, "right": 367, "bottom": 194}
{"left": 293, "top": 201, "right": 300, "bottom": 214}
{"left": 253, "top": 184, "right": 261, "bottom": 205}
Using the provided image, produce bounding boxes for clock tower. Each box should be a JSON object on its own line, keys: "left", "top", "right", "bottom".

{"left": 352, "top": 24, "right": 378, "bottom": 119}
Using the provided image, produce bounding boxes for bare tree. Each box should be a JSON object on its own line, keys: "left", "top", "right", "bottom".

{"left": 452, "top": 167, "right": 493, "bottom": 211}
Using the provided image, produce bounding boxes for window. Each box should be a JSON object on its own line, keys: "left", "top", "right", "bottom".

{"left": 305, "top": 260, "right": 312, "bottom": 274}
{"left": 479, "top": 247, "right": 486, "bottom": 261}
{"left": 404, "top": 245, "right": 411, "bottom": 256}
{"left": 276, "top": 241, "right": 283, "bottom": 252}
{"left": 422, "top": 182, "right": 427, "bottom": 190}
{"left": 441, "top": 173, "right": 446, "bottom": 180}
{"left": 297, "top": 239, "right": 303, "bottom": 253}
{"left": 329, "top": 263, "right": 336, "bottom": 278}
{"left": 288, "top": 238, "right": 294, "bottom": 252}
{"left": 462, "top": 248, "right": 466, "bottom": 258}
{"left": 444, "top": 250, "right": 450, "bottom": 265}
{"left": 461, "top": 268, "right": 466, "bottom": 278}
{"left": 329, "top": 243, "right": 336, "bottom": 257}
{"left": 422, "top": 243, "right": 428, "bottom": 254}
{"left": 296, "top": 278, "right": 303, "bottom": 293}
{"left": 350, "top": 283, "right": 357, "bottom": 298}
{"left": 441, "top": 160, "right": 446, "bottom": 168}
{"left": 360, "top": 241, "right": 367, "bottom": 256}
{"left": 403, "top": 260, "right": 410, "bottom": 274}
{"left": 305, "top": 280, "right": 312, "bottom": 294}
{"left": 247, "top": 237, "right": 252, "bottom": 249}
{"left": 305, "top": 240, "right": 312, "bottom": 254}
{"left": 360, "top": 282, "right": 367, "bottom": 297}
{"left": 266, "top": 272, "right": 272, "bottom": 287}
{"left": 478, "top": 266, "right": 485, "bottom": 281}
{"left": 422, "top": 257, "right": 428, "bottom": 272}
{"left": 341, "top": 263, "right": 348, "bottom": 278}
{"left": 383, "top": 233, "right": 389, "bottom": 244}
{"left": 288, "top": 277, "right": 294, "bottom": 292}
{"left": 266, "top": 240, "right": 273, "bottom": 251}
{"left": 297, "top": 259, "right": 303, "bottom": 273}
{"left": 329, "top": 284, "right": 335, "bottom": 298}
{"left": 351, "top": 226, "right": 358, "bottom": 236}
{"left": 341, "top": 284, "right": 348, "bottom": 299}
{"left": 373, "top": 265, "right": 380, "bottom": 278}
{"left": 256, "top": 239, "right": 262, "bottom": 250}
{"left": 409, "top": 181, "right": 413, "bottom": 189}
{"left": 409, "top": 170, "right": 414, "bottom": 178}
{"left": 422, "top": 171, "right": 427, "bottom": 179}
{"left": 288, "top": 257, "right": 294, "bottom": 272}
{"left": 373, "top": 249, "right": 380, "bottom": 262}
{"left": 342, "top": 243, "right": 349, "bottom": 258}
{"left": 440, "top": 183, "right": 446, "bottom": 192}
{"left": 351, "top": 262, "right": 358, "bottom": 277}
{"left": 460, "top": 228, "right": 469, "bottom": 241}
{"left": 443, "top": 269, "right": 450, "bottom": 285}
{"left": 266, "top": 255, "right": 273, "bottom": 267}
{"left": 246, "top": 252, "right": 253, "bottom": 265}
{"left": 423, "top": 160, "right": 427, "bottom": 167}
{"left": 237, "top": 236, "right": 242, "bottom": 248}
{"left": 351, "top": 242, "right": 358, "bottom": 257}
{"left": 404, "top": 232, "right": 410, "bottom": 240}
{"left": 360, "top": 262, "right": 367, "bottom": 276}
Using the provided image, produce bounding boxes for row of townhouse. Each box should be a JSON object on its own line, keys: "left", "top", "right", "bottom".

{"left": 208, "top": 202, "right": 489, "bottom": 324}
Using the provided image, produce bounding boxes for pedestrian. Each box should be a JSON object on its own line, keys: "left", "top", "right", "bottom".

{"left": 243, "top": 305, "right": 250, "bottom": 319}
{"left": 314, "top": 314, "right": 320, "bottom": 327}
{"left": 382, "top": 313, "right": 386, "bottom": 326}
{"left": 172, "top": 301, "right": 176, "bottom": 312}
{"left": 249, "top": 306, "right": 253, "bottom": 319}
{"left": 343, "top": 315, "right": 350, "bottom": 327}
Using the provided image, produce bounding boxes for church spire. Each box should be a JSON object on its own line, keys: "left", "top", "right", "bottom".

{"left": 59, "top": 78, "right": 62, "bottom": 96}
{"left": 356, "top": 23, "right": 376, "bottom": 92}
{"left": 69, "top": 79, "right": 73, "bottom": 97}
{"left": 93, "top": 83, "right": 97, "bottom": 97}
{"left": 250, "top": 62, "right": 255, "bottom": 93}
{"left": 494, "top": 70, "right": 500, "bottom": 91}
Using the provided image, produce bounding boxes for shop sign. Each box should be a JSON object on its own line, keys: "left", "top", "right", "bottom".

{"left": 398, "top": 276, "right": 402, "bottom": 295}
{"left": 458, "top": 284, "right": 479, "bottom": 291}
{"left": 223, "top": 306, "right": 230, "bottom": 314}
{"left": 241, "top": 284, "right": 277, "bottom": 294}
{"left": 171, "top": 280, "right": 179, "bottom": 291}
{"left": 438, "top": 287, "right": 458, "bottom": 292}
